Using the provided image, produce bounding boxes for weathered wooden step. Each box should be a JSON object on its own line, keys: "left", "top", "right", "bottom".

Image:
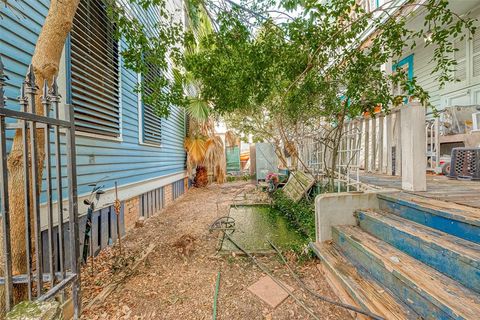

{"left": 377, "top": 192, "right": 480, "bottom": 244}
{"left": 333, "top": 225, "right": 480, "bottom": 320}
{"left": 310, "top": 241, "right": 418, "bottom": 320}
{"left": 355, "top": 209, "right": 480, "bottom": 294}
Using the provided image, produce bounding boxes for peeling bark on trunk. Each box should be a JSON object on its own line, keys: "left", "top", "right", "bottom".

{"left": 327, "top": 111, "right": 346, "bottom": 192}
{"left": 0, "top": 0, "right": 80, "bottom": 314}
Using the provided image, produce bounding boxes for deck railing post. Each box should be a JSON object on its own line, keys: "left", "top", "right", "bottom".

{"left": 401, "top": 102, "right": 426, "bottom": 191}
{"left": 378, "top": 115, "right": 384, "bottom": 173}
{"left": 363, "top": 118, "right": 369, "bottom": 171}
{"left": 385, "top": 113, "right": 393, "bottom": 175}
{"left": 370, "top": 117, "right": 377, "bottom": 172}
{"left": 434, "top": 117, "right": 440, "bottom": 170}
{"left": 395, "top": 111, "right": 402, "bottom": 176}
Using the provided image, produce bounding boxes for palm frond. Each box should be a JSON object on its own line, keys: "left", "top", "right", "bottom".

{"left": 184, "top": 135, "right": 208, "bottom": 165}
{"left": 225, "top": 130, "right": 238, "bottom": 147}
{"left": 204, "top": 135, "right": 226, "bottom": 184}
{"left": 186, "top": 97, "right": 210, "bottom": 122}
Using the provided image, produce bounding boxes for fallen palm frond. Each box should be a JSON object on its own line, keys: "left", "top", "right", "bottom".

{"left": 225, "top": 130, "right": 238, "bottom": 147}
{"left": 185, "top": 135, "right": 208, "bottom": 165}
{"left": 205, "top": 135, "right": 226, "bottom": 184}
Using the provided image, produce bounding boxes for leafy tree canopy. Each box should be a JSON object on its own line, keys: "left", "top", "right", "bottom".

{"left": 184, "top": 0, "right": 476, "bottom": 138}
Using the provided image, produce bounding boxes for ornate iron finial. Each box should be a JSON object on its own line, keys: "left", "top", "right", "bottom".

{"left": 0, "top": 85, "right": 4, "bottom": 109}
{"left": 43, "top": 80, "right": 48, "bottom": 93}
{"left": 18, "top": 82, "right": 28, "bottom": 111}
{"left": 25, "top": 64, "right": 36, "bottom": 89}
{"left": 0, "top": 55, "right": 5, "bottom": 80}
{"left": 0, "top": 56, "right": 8, "bottom": 83}
{"left": 41, "top": 80, "right": 50, "bottom": 116}
{"left": 0, "top": 55, "right": 7, "bottom": 109}
{"left": 49, "top": 76, "right": 60, "bottom": 102}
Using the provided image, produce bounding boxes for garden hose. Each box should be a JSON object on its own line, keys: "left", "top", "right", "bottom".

{"left": 212, "top": 271, "right": 221, "bottom": 320}
{"left": 209, "top": 217, "right": 384, "bottom": 320}
{"left": 222, "top": 232, "right": 321, "bottom": 320}
{"left": 267, "top": 240, "right": 384, "bottom": 320}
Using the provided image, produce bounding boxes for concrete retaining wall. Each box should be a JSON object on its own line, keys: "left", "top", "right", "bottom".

{"left": 315, "top": 190, "right": 396, "bottom": 242}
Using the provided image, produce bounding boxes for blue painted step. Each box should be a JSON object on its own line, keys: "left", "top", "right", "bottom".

{"left": 355, "top": 209, "right": 480, "bottom": 294}
{"left": 310, "top": 242, "right": 418, "bottom": 320}
{"left": 378, "top": 192, "right": 480, "bottom": 244}
{"left": 332, "top": 225, "right": 480, "bottom": 320}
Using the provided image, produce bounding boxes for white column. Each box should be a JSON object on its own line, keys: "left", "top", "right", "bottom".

{"left": 364, "top": 118, "right": 369, "bottom": 171}
{"left": 386, "top": 114, "right": 393, "bottom": 175}
{"left": 395, "top": 112, "right": 402, "bottom": 176}
{"left": 370, "top": 117, "right": 377, "bottom": 172}
{"left": 378, "top": 115, "right": 384, "bottom": 173}
{"left": 401, "top": 102, "right": 427, "bottom": 191}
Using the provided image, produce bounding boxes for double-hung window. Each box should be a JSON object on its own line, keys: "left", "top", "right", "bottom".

{"left": 454, "top": 36, "right": 467, "bottom": 82}
{"left": 450, "top": 21, "right": 480, "bottom": 82}
{"left": 69, "top": 0, "right": 120, "bottom": 137}
{"left": 472, "top": 27, "right": 480, "bottom": 78}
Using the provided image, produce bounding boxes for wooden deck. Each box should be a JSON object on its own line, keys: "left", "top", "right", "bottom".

{"left": 359, "top": 173, "right": 480, "bottom": 209}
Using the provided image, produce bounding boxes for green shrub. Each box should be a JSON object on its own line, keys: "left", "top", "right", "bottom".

{"left": 271, "top": 190, "right": 315, "bottom": 241}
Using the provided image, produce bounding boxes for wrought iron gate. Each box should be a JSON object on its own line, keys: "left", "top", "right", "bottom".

{"left": 0, "top": 57, "right": 81, "bottom": 317}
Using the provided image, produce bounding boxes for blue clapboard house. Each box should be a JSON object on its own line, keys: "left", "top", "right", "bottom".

{"left": 0, "top": 0, "right": 188, "bottom": 262}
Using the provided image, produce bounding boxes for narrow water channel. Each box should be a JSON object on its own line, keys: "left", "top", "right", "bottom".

{"left": 220, "top": 205, "right": 305, "bottom": 253}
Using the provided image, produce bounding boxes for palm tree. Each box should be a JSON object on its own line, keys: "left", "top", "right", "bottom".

{"left": 182, "top": 0, "right": 225, "bottom": 186}
{"left": 184, "top": 96, "right": 226, "bottom": 186}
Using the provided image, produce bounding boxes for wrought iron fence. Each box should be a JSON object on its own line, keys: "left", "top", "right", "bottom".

{"left": 0, "top": 57, "right": 80, "bottom": 317}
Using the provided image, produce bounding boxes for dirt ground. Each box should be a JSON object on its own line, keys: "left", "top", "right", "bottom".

{"left": 80, "top": 181, "right": 352, "bottom": 320}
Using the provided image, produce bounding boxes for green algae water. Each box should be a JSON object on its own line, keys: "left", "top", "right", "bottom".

{"left": 220, "top": 205, "right": 306, "bottom": 253}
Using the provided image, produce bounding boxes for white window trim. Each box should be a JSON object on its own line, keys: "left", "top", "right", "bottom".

{"left": 470, "top": 18, "right": 480, "bottom": 82}
{"left": 75, "top": 130, "right": 123, "bottom": 142}
{"left": 440, "top": 30, "right": 479, "bottom": 97}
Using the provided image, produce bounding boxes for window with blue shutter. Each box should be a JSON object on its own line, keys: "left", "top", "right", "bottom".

{"left": 392, "top": 54, "right": 414, "bottom": 104}
{"left": 141, "top": 62, "right": 162, "bottom": 145}
{"left": 69, "top": 0, "right": 120, "bottom": 137}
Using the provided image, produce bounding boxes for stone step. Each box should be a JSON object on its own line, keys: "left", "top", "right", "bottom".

{"left": 377, "top": 192, "right": 480, "bottom": 244}
{"left": 333, "top": 225, "right": 480, "bottom": 320}
{"left": 355, "top": 209, "right": 480, "bottom": 294}
{"left": 310, "top": 241, "right": 418, "bottom": 320}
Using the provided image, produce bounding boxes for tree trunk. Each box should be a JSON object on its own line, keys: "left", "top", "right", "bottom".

{"left": 194, "top": 165, "right": 208, "bottom": 187}
{"left": 0, "top": 0, "right": 79, "bottom": 314}
{"left": 327, "top": 112, "right": 346, "bottom": 192}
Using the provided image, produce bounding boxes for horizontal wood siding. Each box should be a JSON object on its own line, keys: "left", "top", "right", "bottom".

{"left": 1, "top": 0, "right": 186, "bottom": 202}
{"left": 74, "top": 0, "right": 186, "bottom": 197}
{"left": 412, "top": 44, "right": 442, "bottom": 109}
{"left": 404, "top": 8, "right": 480, "bottom": 112}
{"left": 0, "top": 1, "right": 49, "bottom": 150}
